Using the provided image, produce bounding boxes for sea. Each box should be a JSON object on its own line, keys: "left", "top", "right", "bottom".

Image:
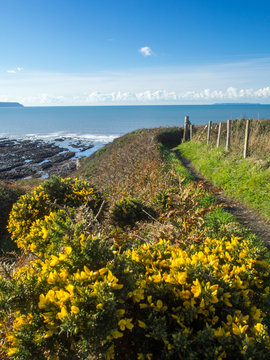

{"left": 0, "top": 104, "right": 269, "bottom": 158}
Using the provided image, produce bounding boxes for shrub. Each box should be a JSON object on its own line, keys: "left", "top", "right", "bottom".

{"left": 111, "top": 197, "right": 155, "bottom": 226}
{"left": 155, "top": 127, "right": 184, "bottom": 148}
{"left": 7, "top": 176, "right": 104, "bottom": 256}
{"left": 0, "top": 182, "right": 25, "bottom": 252}
{"left": 1, "top": 224, "right": 270, "bottom": 359}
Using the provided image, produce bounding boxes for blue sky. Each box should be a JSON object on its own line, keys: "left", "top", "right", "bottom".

{"left": 1, "top": 0, "right": 270, "bottom": 105}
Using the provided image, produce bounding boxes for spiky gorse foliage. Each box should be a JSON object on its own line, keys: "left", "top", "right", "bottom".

{"left": 111, "top": 197, "right": 155, "bottom": 227}
{"left": 1, "top": 205, "right": 270, "bottom": 359}
{"left": 7, "top": 176, "right": 103, "bottom": 256}
{"left": 0, "top": 181, "right": 25, "bottom": 252}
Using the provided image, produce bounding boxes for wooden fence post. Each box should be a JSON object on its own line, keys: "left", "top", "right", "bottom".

{"left": 217, "top": 122, "right": 222, "bottom": 148}
{"left": 183, "top": 115, "right": 190, "bottom": 142}
{"left": 190, "top": 124, "right": 193, "bottom": 140}
{"left": 226, "top": 120, "right": 231, "bottom": 152}
{"left": 243, "top": 119, "right": 250, "bottom": 158}
{"left": 76, "top": 158, "right": 81, "bottom": 170}
{"left": 207, "top": 120, "right": 212, "bottom": 145}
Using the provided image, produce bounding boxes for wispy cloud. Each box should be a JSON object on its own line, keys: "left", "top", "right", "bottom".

{"left": 7, "top": 67, "right": 24, "bottom": 74}
{"left": 139, "top": 46, "right": 153, "bottom": 56}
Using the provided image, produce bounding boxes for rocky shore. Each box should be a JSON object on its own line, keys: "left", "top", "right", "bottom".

{"left": 0, "top": 137, "right": 94, "bottom": 180}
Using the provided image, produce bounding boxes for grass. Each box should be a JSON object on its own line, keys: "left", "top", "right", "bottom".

{"left": 164, "top": 148, "right": 265, "bottom": 250}
{"left": 193, "top": 118, "right": 270, "bottom": 159}
{"left": 72, "top": 127, "right": 269, "bottom": 251}
{"left": 73, "top": 128, "right": 173, "bottom": 204}
{"left": 175, "top": 141, "right": 270, "bottom": 220}
{"left": 161, "top": 145, "right": 195, "bottom": 186}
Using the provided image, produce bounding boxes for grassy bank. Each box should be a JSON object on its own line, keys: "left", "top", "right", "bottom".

{"left": 175, "top": 141, "right": 270, "bottom": 220}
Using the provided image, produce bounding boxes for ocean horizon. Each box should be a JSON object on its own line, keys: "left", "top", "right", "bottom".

{"left": 0, "top": 104, "right": 270, "bottom": 158}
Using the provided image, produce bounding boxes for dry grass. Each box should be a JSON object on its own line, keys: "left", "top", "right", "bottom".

{"left": 73, "top": 129, "right": 173, "bottom": 205}
{"left": 192, "top": 118, "right": 270, "bottom": 159}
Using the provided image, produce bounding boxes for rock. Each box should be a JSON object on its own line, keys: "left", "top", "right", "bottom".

{"left": 0, "top": 137, "right": 79, "bottom": 180}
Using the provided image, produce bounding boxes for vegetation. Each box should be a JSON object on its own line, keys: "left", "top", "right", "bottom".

{"left": 175, "top": 142, "right": 270, "bottom": 220}
{"left": 0, "top": 182, "right": 25, "bottom": 252}
{"left": 192, "top": 119, "right": 270, "bottom": 159}
{"left": 0, "top": 127, "right": 270, "bottom": 359}
{"left": 111, "top": 197, "right": 155, "bottom": 227}
{"left": 8, "top": 176, "right": 104, "bottom": 256}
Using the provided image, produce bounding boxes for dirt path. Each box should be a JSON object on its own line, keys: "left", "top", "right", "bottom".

{"left": 174, "top": 151, "right": 270, "bottom": 249}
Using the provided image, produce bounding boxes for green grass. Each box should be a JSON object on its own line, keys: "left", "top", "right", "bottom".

{"left": 174, "top": 142, "right": 270, "bottom": 220}
{"left": 162, "top": 144, "right": 269, "bottom": 255}
{"left": 162, "top": 147, "right": 195, "bottom": 186}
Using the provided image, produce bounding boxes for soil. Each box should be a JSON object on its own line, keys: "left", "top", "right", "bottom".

{"left": 174, "top": 151, "right": 270, "bottom": 249}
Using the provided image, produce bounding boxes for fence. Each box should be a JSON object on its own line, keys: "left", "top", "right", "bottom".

{"left": 182, "top": 116, "right": 270, "bottom": 159}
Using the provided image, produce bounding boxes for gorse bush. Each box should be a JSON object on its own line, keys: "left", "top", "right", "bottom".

{"left": 111, "top": 197, "right": 155, "bottom": 226}
{"left": 7, "top": 176, "right": 103, "bottom": 256}
{"left": 0, "top": 182, "right": 25, "bottom": 252}
{"left": 1, "top": 211, "right": 270, "bottom": 360}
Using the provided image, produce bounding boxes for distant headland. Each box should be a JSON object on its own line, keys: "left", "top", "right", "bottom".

{"left": 213, "top": 103, "right": 261, "bottom": 106}
{"left": 0, "top": 102, "right": 24, "bottom": 108}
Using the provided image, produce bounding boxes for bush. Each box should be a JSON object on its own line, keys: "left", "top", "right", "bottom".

{"left": 111, "top": 197, "right": 155, "bottom": 226}
{"left": 1, "top": 176, "right": 270, "bottom": 359}
{"left": 0, "top": 182, "right": 25, "bottom": 252}
{"left": 1, "top": 221, "right": 270, "bottom": 359}
{"left": 7, "top": 176, "right": 104, "bottom": 256}
{"left": 155, "top": 128, "right": 184, "bottom": 148}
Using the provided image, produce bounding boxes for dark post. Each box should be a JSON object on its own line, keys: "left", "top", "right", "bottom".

{"left": 226, "top": 120, "right": 231, "bottom": 152}
{"left": 207, "top": 120, "right": 212, "bottom": 145}
{"left": 217, "top": 122, "right": 222, "bottom": 148}
{"left": 190, "top": 124, "right": 193, "bottom": 141}
{"left": 183, "top": 115, "right": 190, "bottom": 142}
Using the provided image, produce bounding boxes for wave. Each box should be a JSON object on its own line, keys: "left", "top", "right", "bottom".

{"left": 0, "top": 131, "right": 120, "bottom": 144}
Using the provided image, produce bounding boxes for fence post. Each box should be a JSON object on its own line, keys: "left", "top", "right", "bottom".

{"left": 183, "top": 115, "right": 190, "bottom": 142}
{"left": 243, "top": 119, "right": 250, "bottom": 158}
{"left": 226, "top": 120, "right": 231, "bottom": 152}
{"left": 217, "top": 122, "right": 222, "bottom": 148}
{"left": 190, "top": 124, "right": 193, "bottom": 140}
{"left": 207, "top": 120, "right": 212, "bottom": 145}
{"left": 76, "top": 158, "right": 81, "bottom": 170}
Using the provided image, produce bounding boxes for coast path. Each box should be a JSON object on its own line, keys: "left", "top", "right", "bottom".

{"left": 173, "top": 151, "right": 270, "bottom": 249}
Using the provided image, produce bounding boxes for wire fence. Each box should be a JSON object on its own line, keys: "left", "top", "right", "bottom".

{"left": 182, "top": 117, "right": 270, "bottom": 159}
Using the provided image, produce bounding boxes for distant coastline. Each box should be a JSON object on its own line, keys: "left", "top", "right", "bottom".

{"left": 0, "top": 102, "right": 23, "bottom": 108}
{"left": 212, "top": 102, "right": 262, "bottom": 106}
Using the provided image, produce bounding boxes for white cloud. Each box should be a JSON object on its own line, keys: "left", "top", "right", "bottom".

{"left": 6, "top": 67, "right": 23, "bottom": 74}
{"left": 139, "top": 46, "right": 153, "bottom": 56}
{"left": 14, "top": 86, "right": 270, "bottom": 106}
{"left": 180, "top": 87, "right": 270, "bottom": 100}
{"left": 1, "top": 58, "right": 270, "bottom": 105}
